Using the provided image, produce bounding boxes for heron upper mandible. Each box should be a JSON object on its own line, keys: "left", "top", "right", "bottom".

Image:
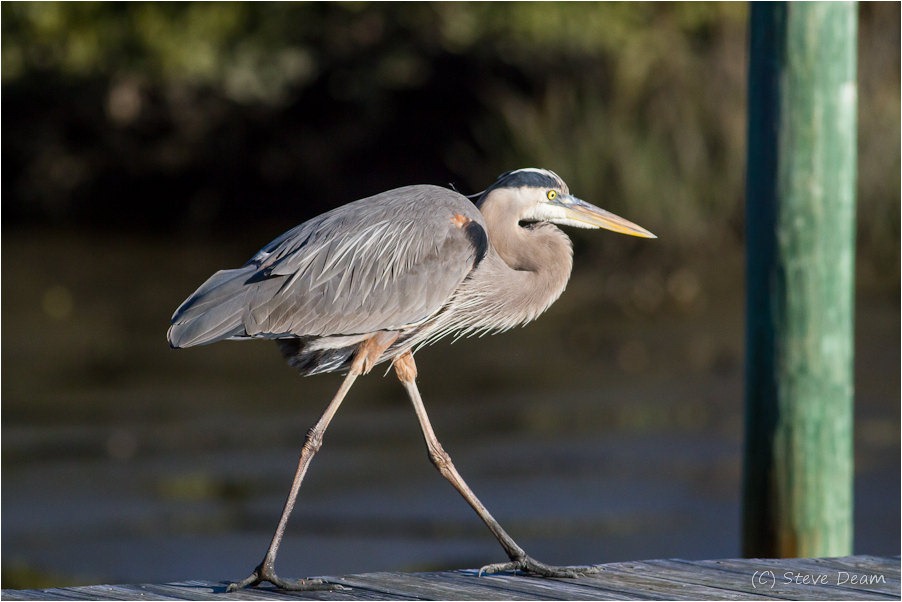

{"left": 168, "top": 168, "right": 656, "bottom": 591}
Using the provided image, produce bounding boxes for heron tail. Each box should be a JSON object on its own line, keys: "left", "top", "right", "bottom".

{"left": 167, "top": 265, "right": 257, "bottom": 348}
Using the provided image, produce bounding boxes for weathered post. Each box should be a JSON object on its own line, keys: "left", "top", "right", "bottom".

{"left": 742, "top": 2, "right": 857, "bottom": 557}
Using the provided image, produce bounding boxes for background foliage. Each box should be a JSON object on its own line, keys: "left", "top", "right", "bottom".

{"left": 3, "top": 2, "right": 898, "bottom": 287}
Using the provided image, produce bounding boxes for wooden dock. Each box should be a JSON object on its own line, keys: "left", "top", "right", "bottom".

{"left": 3, "top": 555, "right": 898, "bottom": 600}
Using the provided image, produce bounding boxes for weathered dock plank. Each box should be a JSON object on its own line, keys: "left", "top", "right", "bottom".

{"left": 593, "top": 560, "right": 778, "bottom": 600}
{"left": 2, "top": 556, "right": 897, "bottom": 601}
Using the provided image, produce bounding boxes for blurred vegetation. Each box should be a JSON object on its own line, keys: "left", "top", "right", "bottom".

{"left": 2, "top": 2, "right": 898, "bottom": 288}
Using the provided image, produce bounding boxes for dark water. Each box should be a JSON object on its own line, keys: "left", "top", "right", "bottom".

{"left": 2, "top": 231, "right": 898, "bottom": 588}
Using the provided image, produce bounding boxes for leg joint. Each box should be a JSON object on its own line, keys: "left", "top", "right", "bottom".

{"left": 393, "top": 351, "right": 418, "bottom": 383}
{"left": 352, "top": 331, "right": 400, "bottom": 375}
{"left": 427, "top": 443, "right": 455, "bottom": 478}
{"left": 303, "top": 427, "right": 324, "bottom": 453}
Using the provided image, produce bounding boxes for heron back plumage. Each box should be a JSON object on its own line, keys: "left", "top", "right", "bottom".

{"left": 167, "top": 185, "right": 487, "bottom": 369}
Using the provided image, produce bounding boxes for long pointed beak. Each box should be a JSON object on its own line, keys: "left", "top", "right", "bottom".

{"left": 558, "top": 195, "right": 657, "bottom": 238}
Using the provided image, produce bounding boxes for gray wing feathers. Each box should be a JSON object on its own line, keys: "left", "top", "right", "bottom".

{"left": 167, "top": 265, "right": 256, "bottom": 347}
{"left": 168, "top": 185, "right": 484, "bottom": 347}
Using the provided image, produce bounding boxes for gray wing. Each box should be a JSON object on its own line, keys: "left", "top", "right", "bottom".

{"left": 168, "top": 185, "right": 487, "bottom": 348}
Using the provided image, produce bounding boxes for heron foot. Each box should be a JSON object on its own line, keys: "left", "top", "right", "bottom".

{"left": 226, "top": 561, "right": 343, "bottom": 592}
{"left": 478, "top": 555, "right": 602, "bottom": 579}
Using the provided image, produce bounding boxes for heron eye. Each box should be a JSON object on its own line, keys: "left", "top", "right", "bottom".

{"left": 546, "top": 190, "right": 557, "bottom": 201}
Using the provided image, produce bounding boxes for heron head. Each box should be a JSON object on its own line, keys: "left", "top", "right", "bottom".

{"left": 476, "top": 168, "right": 656, "bottom": 239}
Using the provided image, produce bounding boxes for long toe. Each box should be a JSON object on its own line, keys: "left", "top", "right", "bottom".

{"left": 479, "top": 556, "right": 602, "bottom": 579}
{"left": 226, "top": 571, "right": 262, "bottom": 592}
{"left": 267, "top": 575, "right": 338, "bottom": 591}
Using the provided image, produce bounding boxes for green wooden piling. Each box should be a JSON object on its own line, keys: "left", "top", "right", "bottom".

{"left": 742, "top": 2, "right": 857, "bottom": 558}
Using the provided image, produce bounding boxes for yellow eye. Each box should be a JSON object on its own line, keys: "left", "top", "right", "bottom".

{"left": 546, "top": 190, "right": 557, "bottom": 200}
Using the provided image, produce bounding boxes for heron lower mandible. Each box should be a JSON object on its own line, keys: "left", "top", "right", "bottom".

{"left": 168, "top": 168, "right": 656, "bottom": 591}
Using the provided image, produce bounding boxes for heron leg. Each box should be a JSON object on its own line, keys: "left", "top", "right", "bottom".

{"left": 392, "top": 351, "right": 601, "bottom": 579}
{"left": 228, "top": 332, "right": 398, "bottom": 592}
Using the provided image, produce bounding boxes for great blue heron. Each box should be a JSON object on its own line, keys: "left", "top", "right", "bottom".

{"left": 168, "top": 168, "right": 655, "bottom": 591}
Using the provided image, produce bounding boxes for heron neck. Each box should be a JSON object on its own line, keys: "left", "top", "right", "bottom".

{"left": 475, "top": 221, "right": 574, "bottom": 329}
{"left": 405, "top": 219, "right": 574, "bottom": 348}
